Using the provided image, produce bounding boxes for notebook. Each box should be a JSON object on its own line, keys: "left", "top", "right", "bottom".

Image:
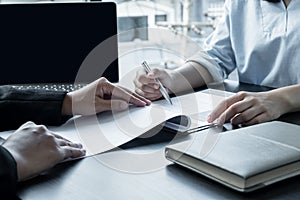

{"left": 0, "top": 2, "right": 119, "bottom": 91}
{"left": 165, "top": 121, "right": 300, "bottom": 192}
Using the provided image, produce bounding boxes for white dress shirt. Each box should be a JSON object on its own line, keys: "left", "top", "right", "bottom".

{"left": 190, "top": 0, "right": 300, "bottom": 88}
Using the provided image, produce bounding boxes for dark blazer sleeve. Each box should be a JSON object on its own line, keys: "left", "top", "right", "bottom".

{"left": 0, "top": 145, "right": 18, "bottom": 199}
{"left": 0, "top": 86, "right": 69, "bottom": 131}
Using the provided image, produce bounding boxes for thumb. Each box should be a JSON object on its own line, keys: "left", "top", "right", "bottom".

{"left": 153, "top": 68, "right": 167, "bottom": 76}
{"left": 97, "top": 99, "right": 129, "bottom": 112}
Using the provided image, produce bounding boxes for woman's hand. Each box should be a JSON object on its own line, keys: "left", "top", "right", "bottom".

{"left": 2, "top": 121, "right": 86, "bottom": 181}
{"left": 134, "top": 67, "right": 173, "bottom": 101}
{"left": 62, "top": 77, "right": 151, "bottom": 115}
{"left": 207, "top": 90, "right": 290, "bottom": 126}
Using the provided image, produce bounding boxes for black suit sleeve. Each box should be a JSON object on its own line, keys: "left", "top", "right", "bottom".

{"left": 0, "top": 145, "right": 18, "bottom": 199}
{"left": 0, "top": 86, "right": 71, "bottom": 198}
{"left": 0, "top": 85, "right": 69, "bottom": 131}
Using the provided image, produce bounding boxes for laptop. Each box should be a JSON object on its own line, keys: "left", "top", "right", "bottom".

{"left": 0, "top": 2, "right": 119, "bottom": 91}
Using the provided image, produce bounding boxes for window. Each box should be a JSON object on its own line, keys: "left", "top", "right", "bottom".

{"left": 118, "top": 16, "right": 148, "bottom": 42}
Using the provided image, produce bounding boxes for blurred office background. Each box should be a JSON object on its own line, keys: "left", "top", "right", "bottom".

{"left": 0, "top": 0, "right": 233, "bottom": 86}
{"left": 107, "top": 0, "right": 226, "bottom": 85}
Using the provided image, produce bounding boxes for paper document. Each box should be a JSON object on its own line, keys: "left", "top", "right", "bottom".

{"left": 0, "top": 90, "right": 227, "bottom": 159}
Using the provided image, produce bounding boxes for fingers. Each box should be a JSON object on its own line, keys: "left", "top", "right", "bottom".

{"left": 135, "top": 88, "right": 162, "bottom": 101}
{"left": 51, "top": 132, "right": 68, "bottom": 140}
{"left": 134, "top": 69, "right": 159, "bottom": 93}
{"left": 134, "top": 84, "right": 159, "bottom": 96}
{"left": 98, "top": 80, "right": 150, "bottom": 108}
{"left": 230, "top": 106, "right": 262, "bottom": 125}
{"left": 208, "top": 92, "right": 248, "bottom": 123}
{"left": 134, "top": 68, "right": 167, "bottom": 101}
{"left": 57, "top": 136, "right": 86, "bottom": 159}
{"left": 56, "top": 138, "right": 83, "bottom": 148}
{"left": 135, "top": 69, "right": 158, "bottom": 85}
{"left": 44, "top": 129, "right": 85, "bottom": 158}
{"left": 242, "top": 113, "right": 268, "bottom": 126}
{"left": 120, "top": 86, "right": 152, "bottom": 106}
{"left": 96, "top": 99, "right": 135, "bottom": 112}
{"left": 109, "top": 84, "right": 148, "bottom": 107}
{"left": 215, "top": 99, "right": 253, "bottom": 125}
{"left": 207, "top": 91, "right": 275, "bottom": 126}
{"left": 151, "top": 68, "right": 167, "bottom": 80}
{"left": 61, "top": 146, "right": 86, "bottom": 159}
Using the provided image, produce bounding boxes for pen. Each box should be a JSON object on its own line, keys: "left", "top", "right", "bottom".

{"left": 141, "top": 61, "right": 173, "bottom": 105}
{"left": 186, "top": 123, "right": 219, "bottom": 134}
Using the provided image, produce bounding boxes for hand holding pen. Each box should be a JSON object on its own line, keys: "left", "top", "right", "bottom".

{"left": 141, "top": 61, "right": 173, "bottom": 105}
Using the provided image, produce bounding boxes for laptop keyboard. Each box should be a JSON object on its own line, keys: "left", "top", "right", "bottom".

{"left": 11, "top": 83, "right": 86, "bottom": 92}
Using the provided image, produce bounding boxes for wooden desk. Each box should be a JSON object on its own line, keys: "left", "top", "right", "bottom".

{"left": 17, "top": 81, "right": 300, "bottom": 200}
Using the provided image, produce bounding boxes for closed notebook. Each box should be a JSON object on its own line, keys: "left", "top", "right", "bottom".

{"left": 165, "top": 121, "right": 300, "bottom": 192}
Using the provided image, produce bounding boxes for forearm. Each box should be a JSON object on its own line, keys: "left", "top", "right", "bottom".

{"left": 271, "top": 84, "right": 300, "bottom": 114}
{"left": 61, "top": 93, "right": 72, "bottom": 116}
{"left": 0, "top": 86, "right": 68, "bottom": 131}
{"left": 170, "top": 61, "right": 214, "bottom": 94}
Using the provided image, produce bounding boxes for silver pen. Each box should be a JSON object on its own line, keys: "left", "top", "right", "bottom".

{"left": 141, "top": 61, "right": 173, "bottom": 105}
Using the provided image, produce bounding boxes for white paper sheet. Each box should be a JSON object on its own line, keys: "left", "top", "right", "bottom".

{"left": 0, "top": 90, "right": 227, "bottom": 158}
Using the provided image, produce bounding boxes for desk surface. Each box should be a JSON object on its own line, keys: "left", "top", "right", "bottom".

{"left": 17, "top": 81, "right": 300, "bottom": 200}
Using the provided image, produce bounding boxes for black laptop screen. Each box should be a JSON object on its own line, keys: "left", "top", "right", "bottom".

{"left": 0, "top": 2, "right": 119, "bottom": 84}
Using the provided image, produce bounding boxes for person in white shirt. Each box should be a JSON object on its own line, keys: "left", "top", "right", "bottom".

{"left": 134, "top": 0, "right": 300, "bottom": 126}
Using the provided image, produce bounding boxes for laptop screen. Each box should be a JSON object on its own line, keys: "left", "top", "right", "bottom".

{"left": 0, "top": 2, "right": 119, "bottom": 85}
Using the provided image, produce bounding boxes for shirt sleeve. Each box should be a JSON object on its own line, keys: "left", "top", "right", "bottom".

{"left": 0, "top": 145, "right": 18, "bottom": 199}
{"left": 188, "top": 0, "right": 236, "bottom": 80}
{"left": 0, "top": 86, "right": 69, "bottom": 131}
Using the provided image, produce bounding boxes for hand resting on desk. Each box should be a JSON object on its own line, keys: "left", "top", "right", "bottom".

{"left": 2, "top": 121, "right": 86, "bottom": 181}
{"left": 207, "top": 84, "right": 300, "bottom": 126}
